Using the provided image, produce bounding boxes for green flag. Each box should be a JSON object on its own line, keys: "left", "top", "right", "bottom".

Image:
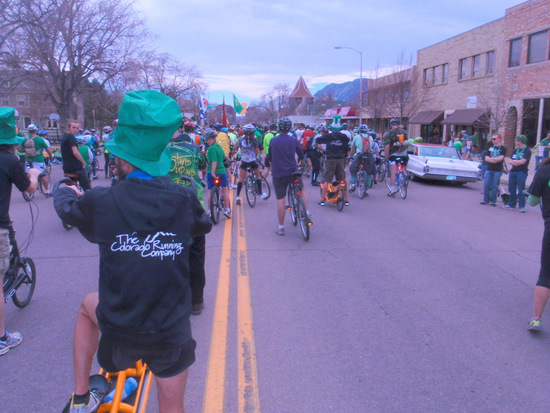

{"left": 233, "top": 94, "right": 245, "bottom": 115}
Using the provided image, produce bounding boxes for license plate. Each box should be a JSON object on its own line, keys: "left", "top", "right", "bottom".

{"left": 446, "top": 175, "right": 457, "bottom": 181}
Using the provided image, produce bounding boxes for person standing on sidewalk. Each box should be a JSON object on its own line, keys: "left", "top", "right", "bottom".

{"left": 502, "top": 135, "right": 531, "bottom": 212}
{"left": 481, "top": 133, "right": 506, "bottom": 206}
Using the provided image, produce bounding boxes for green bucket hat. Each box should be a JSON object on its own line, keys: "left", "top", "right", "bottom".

{"left": 515, "top": 135, "right": 527, "bottom": 144}
{"left": 105, "top": 90, "right": 183, "bottom": 176}
{"left": 0, "top": 107, "right": 24, "bottom": 145}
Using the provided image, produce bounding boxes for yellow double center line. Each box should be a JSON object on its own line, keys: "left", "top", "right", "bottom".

{"left": 203, "top": 204, "right": 261, "bottom": 412}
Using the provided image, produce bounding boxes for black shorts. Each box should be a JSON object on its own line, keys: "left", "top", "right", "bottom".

{"left": 240, "top": 161, "right": 259, "bottom": 170}
{"left": 273, "top": 174, "right": 302, "bottom": 200}
{"left": 97, "top": 336, "right": 196, "bottom": 378}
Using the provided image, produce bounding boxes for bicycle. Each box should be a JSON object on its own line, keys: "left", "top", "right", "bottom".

{"left": 286, "top": 171, "right": 311, "bottom": 241}
{"left": 320, "top": 180, "right": 346, "bottom": 211}
{"left": 62, "top": 360, "right": 153, "bottom": 413}
{"left": 3, "top": 222, "right": 36, "bottom": 308}
{"left": 385, "top": 156, "right": 408, "bottom": 199}
{"left": 356, "top": 155, "right": 374, "bottom": 199}
{"left": 209, "top": 177, "right": 225, "bottom": 225}
{"left": 375, "top": 153, "right": 386, "bottom": 183}
{"left": 22, "top": 160, "right": 51, "bottom": 201}
{"left": 243, "top": 167, "right": 270, "bottom": 208}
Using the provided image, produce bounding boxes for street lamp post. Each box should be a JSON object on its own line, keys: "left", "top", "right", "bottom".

{"left": 335, "top": 46, "right": 363, "bottom": 126}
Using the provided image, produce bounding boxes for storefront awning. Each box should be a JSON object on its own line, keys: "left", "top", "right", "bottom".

{"left": 409, "top": 110, "right": 444, "bottom": 124}
{"left": 440, "top": 109, "right": 489, "bottom": 125}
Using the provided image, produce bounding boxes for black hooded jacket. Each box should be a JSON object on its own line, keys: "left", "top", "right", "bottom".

{"left": 54, "top": 175, "right": 212, "bottom": 350}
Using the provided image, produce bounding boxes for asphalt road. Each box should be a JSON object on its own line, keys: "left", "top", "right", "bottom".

{"left": 2, "top": 163, "right": 548, "bottom": 413}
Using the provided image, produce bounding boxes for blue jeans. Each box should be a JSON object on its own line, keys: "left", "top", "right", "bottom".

{"left": 507, "top": 170, "right": 527, "bottom": 208}
{"left": 483, "top": 170, "right": 502, "bottom": 204}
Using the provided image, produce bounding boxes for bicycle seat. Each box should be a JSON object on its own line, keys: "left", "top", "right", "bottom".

{"left": 291, "top": 171, "right": 302, "bottom": 178}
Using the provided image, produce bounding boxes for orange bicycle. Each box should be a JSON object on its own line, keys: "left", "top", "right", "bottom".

{"left": 320, "top": 180, "right": 346, "bottom": 211}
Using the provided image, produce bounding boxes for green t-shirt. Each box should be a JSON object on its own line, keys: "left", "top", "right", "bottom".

{"left": 168, "top": 140, "right": 207, "bottom": 208}
{"left": 541, "top": 138, "right": 550, "bottom": 157}
{"left": 384, "top": 128, "right": 408, "bottom": 155}
{"left": 27, "top": 136, "right": 49, "bottom": 163}
{"left": 263, "top": 132, "right": 277, "bottom": 155}
{"left": 78, "top": 145, "right": 90, "bottom": 171}
{"left": 207, "top": 142, "right": 227, "bottom": 174}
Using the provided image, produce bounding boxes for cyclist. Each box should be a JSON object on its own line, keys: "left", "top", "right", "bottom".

{"left": 384, "top": 118, "right": 410, "bottom": 197}
{"left": 25, "top": 124, "right": 53, "bottom": 196}
{"left": 168, "top": 126, "right": 208, "bottom": 316}
{"left": 316, "top": 116, "right": 350, "bottom": 206}
{"left": 61, "top": 120, "right": 91, "bottom": 191}
{"left": 37, "top": 129, "right": 51, "bottom": 166}
{"left": 0, "top": 107, "right": 40, "bottom": 356}
{"left": 102, "top": 126, "right": 114, "bottom": 179}
{"left": 54, "top": 91, "right": 212, "bottom": 413}
{"left": 213, "top": 123, "right": 236, "bottom": 188}
{"left": 349, "top": 125, "right": 377, "bottom": 192}
{"left": 205, "top": 128, "right": 231, "bottom": 219}
{"left": 267, "top": 117, "right": 310, "bottom": 236}
{"left": 234, "top": 124, "right": 266, "bottom": 205}
{"left": 261, "top": 123, "right": 278, "bottom": 178}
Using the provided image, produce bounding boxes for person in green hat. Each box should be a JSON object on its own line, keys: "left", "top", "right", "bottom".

{"left": 0, "top": 107, "right": 40, "bottom": 357}
{"left": 54, "top": 90, "right": 212, "bottom": 413}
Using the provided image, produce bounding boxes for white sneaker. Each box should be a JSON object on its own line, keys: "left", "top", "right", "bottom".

{"left": 236, "top": 196, "right": 241, "bottom": 205}
{"left": 230, "top": 184, "right": 238, "bottom": 189}
{"left": 260, "top": 193, "right": 268, "bottom": 199}
{"left": 224, "top": 208, "right": 231, "bottom": 218}
{"left": 0, "top": 330, "right": 22, "bottom": 356}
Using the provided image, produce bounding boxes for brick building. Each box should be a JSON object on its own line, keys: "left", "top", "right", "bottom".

{"left": 409, "top": 0, "right": 550, "bottom": 150}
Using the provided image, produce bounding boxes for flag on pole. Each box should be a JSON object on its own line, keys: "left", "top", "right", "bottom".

{"left": 233, "top": 94, "right": 245, "bottom": 115}
{"left": 221, "top": 96, "right": 228, "bottom": 125}
{"left": 198, "top": 96, "right": 206, "bottom": 119}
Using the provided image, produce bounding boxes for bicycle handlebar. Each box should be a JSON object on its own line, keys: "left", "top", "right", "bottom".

{"left": 53, "top": 177, "right": 76, "bottom": 193}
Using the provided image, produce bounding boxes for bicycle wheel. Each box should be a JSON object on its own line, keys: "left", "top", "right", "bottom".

{"left": 337, "top": 188, "right": 345, "bottom": 211}
{"left": 245, "top": 177, "right": 256, "bottom": 208}
{"left": 398, "top": 171, "right": 408, "bottom": 199}
{"left": 12, "top": 258, "right": 36, "bottom": 308}
{"left": 37, "top": 177, "right": 45, "bottom": 195}
{"left": 377, "top": 162, "right": 386, "bottom": 182}
{"left": 358, "top": 172, "right": 367, "bottom": 199}
{"left": 210, "top": 188, "right": 220, "bottom": 225}
{"left": 288, "top": 188, "right": 298, "bottom": 226}
{"left": 260, "top": 175, "right": 271, "bottom": 200}
{"left": 297, "top": 196, "right": 310, "bottom": 241}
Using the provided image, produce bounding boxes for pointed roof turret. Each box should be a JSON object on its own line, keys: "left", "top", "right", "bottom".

{"left": 289, "top": 76, "right": 314, "bottom": 99}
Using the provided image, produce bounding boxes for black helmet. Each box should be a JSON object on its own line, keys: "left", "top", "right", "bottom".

{"left": 213, "top": 123, "right": 223, "bottom": 131}
{"left": 204, "top": 128, "right": 218, "bottom": 140}
{"left": 390, "top": 118, "right": 399, "bottom": 126}
{"left": 278, "top": 117, "right": 292, "bottom": 133}
{"left": 269, "top": 123, "right": 277, "bottom": 130}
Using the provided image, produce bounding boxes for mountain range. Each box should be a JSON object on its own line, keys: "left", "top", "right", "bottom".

{"left": 313, "top": 78, "right": 369, "bottom": 104}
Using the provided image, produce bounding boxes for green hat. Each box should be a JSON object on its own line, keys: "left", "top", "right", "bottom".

{"left": 105, "top": 90, "right": 183, "bottom": 176}
{"left": 0, "top": 107, "right": 24, "bottom": 145}
{"left": 329, "top": 115, "right": 343, "bottom": 131}
{"left": 516, "top": 135, "right": 527, "bottom": 144}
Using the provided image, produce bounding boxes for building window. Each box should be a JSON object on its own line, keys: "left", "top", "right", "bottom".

{"left": 47, "top": 119, "right": 58, "bottom": 128}
{"left": 472, "top": 54, "right": 481, "bottom": 77}
{"left": 486, "top": 51, "right": 495, "bottom": 74}
{"left": 423, "top": 68, "right": 429, "bottom": 85}
{"left": 17, "top": 94, "right": 29, "bottom": 107}
{"left": 442, "top": 63, "right": 448, "bottom": 83}
{"left": 509, "top": 38, "right": 522, "bottom": 67}
{"left": 459, "top": 58, "right": 467, "bottom": 79}
{"left": 1, "top": 96, "right": 9, "bottom": 106}
{"left": 433, "top": 66, "right": 439, "bottom": 84}
{"left": 528, "top": 30, "right": 548, "bottom": 64}
{"left": 23, "top": 117, "right": 32, "bottom": 128}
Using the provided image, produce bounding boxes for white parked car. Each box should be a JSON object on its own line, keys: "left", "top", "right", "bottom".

{"left": 407, "top": 143, "right": 481, "bottom": 183}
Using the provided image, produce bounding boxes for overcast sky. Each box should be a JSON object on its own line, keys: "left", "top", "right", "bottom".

{"left": 135, "top": 0, "right": 523, "bottom": 105}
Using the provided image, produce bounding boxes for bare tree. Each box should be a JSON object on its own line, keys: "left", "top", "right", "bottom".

{"left": 1, "top": 0, "right": 150, "bottom": 127}
{"left": 127, "top": 51, "right": 207, "bottom": 103}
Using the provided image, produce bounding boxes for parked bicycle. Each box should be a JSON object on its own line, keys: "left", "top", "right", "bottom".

{"left": 287, "top": 171, "right": 311, "bottom": 240}
{"left": 3, "top": 222, "right": 36, "bottom": 308}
